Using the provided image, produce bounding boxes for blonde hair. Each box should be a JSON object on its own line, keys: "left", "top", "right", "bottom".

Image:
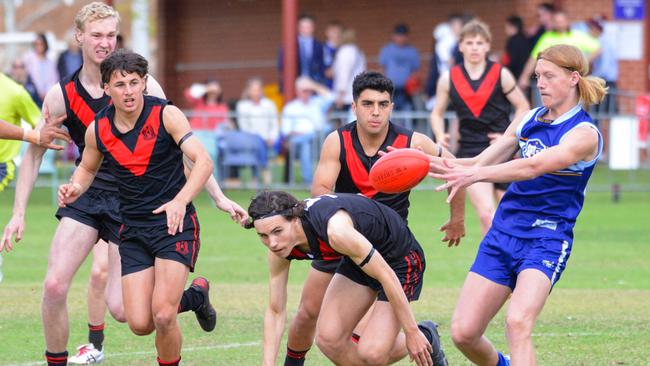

{"left": 537, "top": 44, "right": 607, "bottom": 106}
{"left": 459, "top": 20, "right": 491, "bottom": 43}
{"left": 75, "top": 2, "right": 120, "bottom": 31}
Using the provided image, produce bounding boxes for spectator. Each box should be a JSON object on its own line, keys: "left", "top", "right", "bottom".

{"left": 518, "top": 10, "right": 600, "bottom": 91}
{"left": 7, "top": 58, "right": 42, "bottom": 107}
{"left": 22, "top": 33, "right": 58, "bottom": 101}
{"left": 281, "top": 77, "right": 333, "bottom": 184}
{"left": 278, "top": 14, "right": 326, "bottom": 87}
{"left": 332, "top": 28, "right": 366, "bottom": 115}
{"left": 527, "top": 2, "right": 555, "bottom": 49}
{"left": 236, "top": 77, "right": 280, "bottom": 184}
{"left": 587, "top": 16, "right": 618, "bottom": 158}
{"left": 56, "top": 32, "right": 83, "bottom": 78}
{"left": 502, "top": 15, "right": 530, "bottom": 80}
{"left": 184, "top": 79, "right": 231, "bottom": 131}
{"left": 323, "top": 20, "right": 343, "bottom": 89}
{"left": 379, "top": 23, "right": 420, "bottom": 111}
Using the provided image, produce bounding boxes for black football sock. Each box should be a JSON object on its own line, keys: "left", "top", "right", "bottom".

{"left": 284, "top": 347, "right": 309, "bottom": 366}
{"left": 45, "top": 350, "right": 68, "bottom": 366}
{"left": 178, "top": 287, "right": 204, "bottom": 313}
{"left": 88, "top": 322, "right": 105, "bottom": 351}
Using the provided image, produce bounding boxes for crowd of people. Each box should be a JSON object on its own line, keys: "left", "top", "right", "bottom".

{"left": 0, "top": 1, "right": 616, "bottom": 366}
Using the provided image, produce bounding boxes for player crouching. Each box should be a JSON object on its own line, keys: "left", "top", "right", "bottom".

{"left": 247, "top": 191, "right": 448, "bottom": 366}
{"left": 59, "top": 50, "right": 214, "bottom": 366}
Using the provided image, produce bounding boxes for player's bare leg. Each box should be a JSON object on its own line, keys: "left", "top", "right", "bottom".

{"left": 467, "top": 182, "right": 497, "bottom": 235}
{"left": 42, "top": 218, "right": 98, "bottom": 354}
{"left": 450, "top": 272, "right": 511, "bottom": 366}
{"left": 506, "top": 269, "right": 551, "bottom": 366}
{"left": 104, "top": 241, "right": 125, "bottom": 321}
{"left": 286, "top": 268, "right": 333, "bottom": 363}
{"left": 152, "top": 258, "right": 189, "bottom": 363}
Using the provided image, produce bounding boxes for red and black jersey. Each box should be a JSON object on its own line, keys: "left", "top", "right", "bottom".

{"left": 449, "top": 61, "right": 512, "bottom": 149}
{"left": 287, "top": 193, "right": 419, "bottom": 264}
{"left": 60, "top": 67, "right": 116, "bottom": 191}
{"left": 335, "top": 121, "right": 413, "bottom": 220}
{"left": 94, "top": 96, "right": 192, "bottom": 226}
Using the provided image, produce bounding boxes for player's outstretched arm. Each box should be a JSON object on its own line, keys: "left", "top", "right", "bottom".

{"left": 156, "top": 105, "right": 213, "bottom": 235}
{"left": 326, "top": 211, "right": 433, "bottom": 366}
{"left": 183, "top": 155, "right": 249, "bottom": 226}
{"left": 263, "top": 252, "right": 290, "bottom": 366}
{"left": 429, "top": 72, "right": 451, "bottom": 148}
{"left": 432, "top": 125, "right": 599, "bottom": 201}
{"left": 1, "top": 87, "right": 69, "bottom": 252}
{"left": 311, "top": 131, "right": 341, "bottom": 197}
{"left": 59, "top": 123, "right": 103, "bottom": 208}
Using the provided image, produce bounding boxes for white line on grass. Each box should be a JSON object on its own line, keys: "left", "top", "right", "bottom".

{"left": 6, "top": 341, "right": 260, "bottom": 366}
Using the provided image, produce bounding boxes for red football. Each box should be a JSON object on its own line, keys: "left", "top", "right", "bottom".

{"left": 369, "top": 148, "right": 430, "bottom": 194}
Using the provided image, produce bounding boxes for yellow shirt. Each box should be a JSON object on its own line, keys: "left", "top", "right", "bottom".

{"left": 531, "top": 30, "right": 600, "bottom": 59}
{"left": 0, "top": 73, "right": 41, "bottom": 162}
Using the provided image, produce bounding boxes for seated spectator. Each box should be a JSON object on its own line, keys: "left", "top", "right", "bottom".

{"left": 236, "top": 77, "right": 280, "bottom": 184}
{"left": 184, "top": 79, "right": 231, "bottom": 131}
{"left": 281, "top": 77, "right": 334, "bottom": 184}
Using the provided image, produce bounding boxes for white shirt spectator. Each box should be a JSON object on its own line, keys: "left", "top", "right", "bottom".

{"left": 281, "top": 94, "right": 334, "bottom": 136}
{"left": 236, "top": 97, "right": 279, "bottom": 144}
{"left": 333, "top": 43, "right": 366, "bottom": 106}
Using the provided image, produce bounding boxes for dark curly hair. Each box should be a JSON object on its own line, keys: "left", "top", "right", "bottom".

{"left": 244, "top": 191, "right": 305, "bottom": 229}
{"left": 100, "top": 49, "right": 148, "bottom": 86}
{"left": 352, "top": 71, "right": 394, "bottom": 102}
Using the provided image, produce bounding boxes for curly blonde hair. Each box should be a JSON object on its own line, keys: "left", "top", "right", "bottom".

{"left": 75, "top": 2, "right": 120, "bottom": 31}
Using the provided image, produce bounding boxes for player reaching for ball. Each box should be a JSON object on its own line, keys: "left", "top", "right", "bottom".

{"left": 274, "top": 71, "right": 465, "bottom": 366}
{"left": 429, "top": 44, "right": 607, "bottom": 366}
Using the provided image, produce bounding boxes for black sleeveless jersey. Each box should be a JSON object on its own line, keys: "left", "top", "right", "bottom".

{"left": 449, "top": 61, "right": 511, "bottom": 148}
{"left": 287, "top": 193, "right": 419, "bottom": 264}
{"left": 335, "top": 121, "right": 413, "bottom": 220}
{"left": 94, "top": 96, "right": 193, "bottom": 226}
{"left": 60, "top": 67, "right": 116, "bottom": 191}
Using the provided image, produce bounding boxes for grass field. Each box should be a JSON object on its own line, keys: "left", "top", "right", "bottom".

{"left": 0, "top": 178, "right": 649, "bottom": 365}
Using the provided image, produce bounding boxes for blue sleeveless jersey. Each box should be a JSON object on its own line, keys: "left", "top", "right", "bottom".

{"left": 491, "top": 104, "right": 602, "bottom": 240}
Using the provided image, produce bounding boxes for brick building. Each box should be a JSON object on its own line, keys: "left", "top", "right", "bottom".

{"left": 157, "top": 0, "right": 650, "bottom": 111}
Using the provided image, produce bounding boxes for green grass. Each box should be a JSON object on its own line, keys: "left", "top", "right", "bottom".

{"left": 0, "top": 178, "right": 649, "bottom": 365}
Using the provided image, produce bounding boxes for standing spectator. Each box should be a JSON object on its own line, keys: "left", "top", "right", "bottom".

{"left": 527, "top": 2, "right": 555, "bottom": 49}
{"left": 281, "top": 77, "right": 334, "bottom": 184}
{"left": 236, "top": 77, "right": 280, "bottom": 184}
{"left": 502, "top": 16, "right": 530, "bottom": 80}
{"left": 56, "top": 33, "right": 83, "bottom": 79}
{"left": 278, "top": 14, "right": 326, "bottom": 87}
{"left": 323, "top": 21, "right": 343, "bottom": 89}
{"left": 184, "top": 79, "right": 231, "bottom": 131}
{"left": 332, "top": 28, "right": 366, "bottom": 115}
{"left": 22, "top": 33, "right": 58, "bottom": 102}
{"left": 379, "top": 23, "right": 420, "bottom": 112}
{"left": 7, "top": 58, "right": 42, "bottom": 107}
{"left": 587, "top": 16, "right": 618, "bottom": 157}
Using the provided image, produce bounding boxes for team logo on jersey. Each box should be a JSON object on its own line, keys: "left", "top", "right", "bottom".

{"left": 141, "top": 125, "right": 156, "bottom": 141}
{"left": 176, "top": 241, "right": 189, "bottom": 255}
{"left": 522, "top": 138, "right": 546, "bottom": 158}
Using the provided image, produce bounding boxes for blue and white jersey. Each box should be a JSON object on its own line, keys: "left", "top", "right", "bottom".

{"left": 492, "top": 104, "right": 602, "bottom": 240}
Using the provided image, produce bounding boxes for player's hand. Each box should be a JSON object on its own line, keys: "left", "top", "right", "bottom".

{"left": 518, "top": 77, "right": 530, "bottom": 90}
{"left": 487, "top": 132, "right": 502, "bottom": 145}
{"left": 153, "top": 199, "right": 187, "bottom": 235}
{"left": 1, "top": 215, "right": 25, "bottom": 252}
{"left": 39, "top": 104, "right": 72, "bottom": 150}
{"left": 438, "top": 133, "right": 450, "bottom": 149}
{"left": 405, "top": 328, "right": 433, "bottom": 366}
{"left": 440, "top": 219, "right": 465, "bottom": 247}
{"left": 429, "top": 159, "right": 477, "bottom": 203}
{"left": 215, "top": 197, "right": 249, "bottom": 227}
{"left": 58, "top": 183, "right": 83, "bottom": 207}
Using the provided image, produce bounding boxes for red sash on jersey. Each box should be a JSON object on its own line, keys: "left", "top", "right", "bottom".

{"left": 317, "top": 238, "right": 341, "bottom": 261}
{"left": 341, "top": 130, "right": 408, "bottom": 198}
{"left": 450, "top": 63, "right": 501, "bottom": 118}
{"left": 97, "top": 105, "right": 162, "bottom": 176}
{"left": 64, "top": 81, "right": 97, "bottom": 127}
